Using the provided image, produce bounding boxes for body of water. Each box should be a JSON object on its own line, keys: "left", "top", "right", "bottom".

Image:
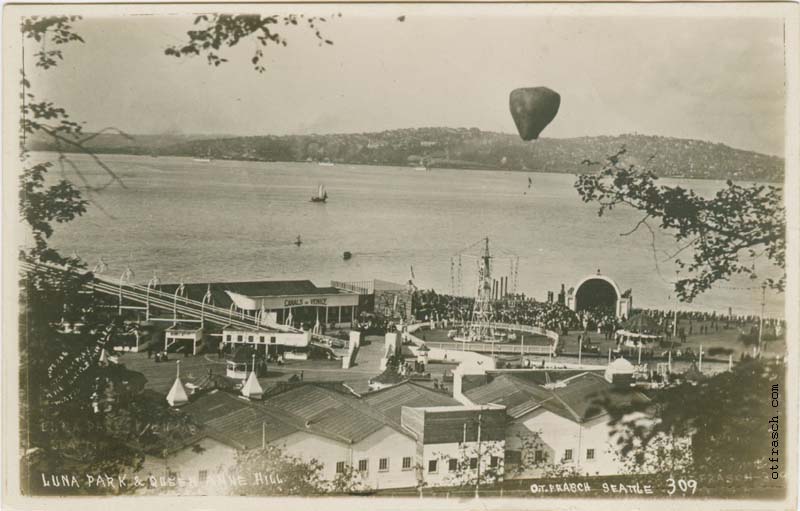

{"left": 30, "top": 152, "right": 783, "bottom": 316}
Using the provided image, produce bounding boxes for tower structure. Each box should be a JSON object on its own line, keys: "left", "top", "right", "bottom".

{"left": 468, "top": 238, "right": 495, "bottom": 341}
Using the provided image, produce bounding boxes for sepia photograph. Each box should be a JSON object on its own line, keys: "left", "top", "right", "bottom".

{"left": 2, "top": 2, "right": 798, "bottom": 510}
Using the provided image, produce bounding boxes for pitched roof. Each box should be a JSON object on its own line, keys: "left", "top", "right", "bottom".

{"left": 181, "top": 390, "right": 299, "bottom": 449}
{"left": 363, "top": 381, "right": 460, "bottom": 423}
{"left": 546, "top": 372, "right": 650, "bottom": 422}
{"left": 264, "top": 384, "right": 414, "bottom": 443}
{"left": 465, "top": 372, "right": 649, "bottom": 423}
{"left": 159, "top": 280, "right": 342, "bottom": 310}
{"left": 489, "top": 369, "right": 604, "bottom": 386}
{"left": 460, "top": 374, "right": 490, "bottom": 393}
{"left": 464, "top": 374, "right": 552, "bottom": 414}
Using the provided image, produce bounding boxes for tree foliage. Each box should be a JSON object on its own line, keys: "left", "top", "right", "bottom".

{"left": 435, "top": 441, "right": 505, "bottom": 491}
{"left": 165, "top": 13, "right": 337, "bottom": 73}
{"left": 605, "top": 359, "right": 784, "bottom": 484}
{"left": 328, "top": 463, "right": 372, "bottom": 494}
{"left": 18, "top": 16, "right": 193, "bottom": 494}
{"left": 576, "top": 147, "right": 785, "bottom": 302}
{"left": 18, "top": 13, "right": 346, "bottom": 494}
{"left": 232, "top": 445, "right": 325, "bottom": 495}
{"left": 21, "top": 16, "right": 84, "bottom": 69}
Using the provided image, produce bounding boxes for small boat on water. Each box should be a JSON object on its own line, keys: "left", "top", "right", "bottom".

{"left": 294, "top": 235, "right": 303, "bottom": 246}
{"left": 192, "top": 158, "right": 211, "bottom": 163}
{"left": 310, "top": 184, "right": 328, "bottom": 203}
{"left": 342, "top": 251, "right": 352, "bottom": 261}
{"left": 318, "top": 160, "right": 335, "bottom": 167}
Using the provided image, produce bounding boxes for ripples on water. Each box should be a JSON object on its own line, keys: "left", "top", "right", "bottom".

{"left": 29, "top": 152, "right": 783, "bottom": 316}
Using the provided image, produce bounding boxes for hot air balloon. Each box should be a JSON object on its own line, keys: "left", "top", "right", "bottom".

{"left": 509, "top": 87, "right": 561, "bottom": 141}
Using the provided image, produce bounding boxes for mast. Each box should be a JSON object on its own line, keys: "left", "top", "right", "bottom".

{"left": 469, "top": 238, "right": 494, "bottom": 341}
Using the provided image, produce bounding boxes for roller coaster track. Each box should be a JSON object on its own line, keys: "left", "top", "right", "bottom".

{"left": 20, "top": 260, "right": 342, "bottom": 351}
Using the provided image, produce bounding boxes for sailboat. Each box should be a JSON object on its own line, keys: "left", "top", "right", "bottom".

{"left": 310, "top": 184, "right": 328, "bottom": 203}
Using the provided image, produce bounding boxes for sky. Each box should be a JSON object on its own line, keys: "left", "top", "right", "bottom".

{"left": 26, "top": 6, "right": 787, "bottom": 155}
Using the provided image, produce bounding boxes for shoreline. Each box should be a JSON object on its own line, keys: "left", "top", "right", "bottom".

{"left": 30, "top": 150, "right": 784, "bottom": 184}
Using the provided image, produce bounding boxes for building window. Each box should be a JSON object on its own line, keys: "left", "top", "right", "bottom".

{"left": 448, "top": 459, "right": 458, "bottom": 472}
{"left": 564, "top": 449, "right": 573, "bottom": 461}
{"left": 270, "top": 336, "right": 277, "bottom": 344}
{"left": 402, "top": 457, "right": 412, "bottom": 470}
{"left": 237, "top": 335, "right": 243, "bottom": 342}
{"left": 259, "top": 335, "right": 265, "bottom": 343}
{"left": 586, "top": 448, "right": 595, "bottom": 460}
{"left": 248, "top": 335, "right": 254, "bottom": 343}
{"left": 490, "top": 456, "right": 500, "bottom": 468}
{"left": 535, "top": 450, "right": 544, "bottom": 463}
{"left": 469, "top": 457, "right": 478, "bottom": 469}
{"left": 379, "top": 458, "right": 389, "bottom": 472}
{"left": 358, "top": 459, "right": 368, "bottom": 472}
{"left": 336, "top": 461, "right": 346, "bottom": 474}
{"left": 428, "top": 460, "right": 438, "bottom": 473}
{"left": 198, "top": 470, "right": 207, "bottom": 483}
{"left": 225, "top": 334, "right": 231, "bottom": 342}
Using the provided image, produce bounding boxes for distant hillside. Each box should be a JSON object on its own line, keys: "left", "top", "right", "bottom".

{"left": 31, "top": 127, "right": 784, "bottom": 181}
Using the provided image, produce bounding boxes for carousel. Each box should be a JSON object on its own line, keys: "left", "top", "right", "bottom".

{"left": 615, "top": 314, "right": 665, "bottom": 347}
{"left": 225, "top": 345, "right": 267, "bottom": 380}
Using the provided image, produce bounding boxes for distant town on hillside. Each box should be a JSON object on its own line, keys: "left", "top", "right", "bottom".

{"left": 31, "top": 128, "right": 784, "bottom": 182}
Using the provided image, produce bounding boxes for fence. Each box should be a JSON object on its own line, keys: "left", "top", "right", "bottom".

{"left": 448, "top": 321, "right": 560, "bottom": 343}
{"left": 429, "top": 341, "right": 552, "bottom": 355}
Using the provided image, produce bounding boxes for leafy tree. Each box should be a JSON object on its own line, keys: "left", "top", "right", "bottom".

{"left": 18, "top": 12, "right": 342, "bottom": 495}
{"left": 605, "top": 359, "right": 785, "bottom": 488}
{"left": 434, "top": 441, "right": 505, "bottom": 493}
{"left": 576, "top": 147, "right": 785, "bottom": 302}
{"left": 165, "top": 13, "right": 336, "bottom": 73}
{"left": 328, "top": 463, "right": 372, "bottom": 494}
{"left": 19, "top": 15, "right": 194, "bottom": 495}
{"left": 232, "top": 445, "right": 325, "bottom": 495}
{"left": 18, "top": 15, "right": 135, "bottom": 494}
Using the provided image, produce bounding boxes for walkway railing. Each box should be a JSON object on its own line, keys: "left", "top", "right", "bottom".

{"left": 443, "top": 321, "right": 560, "bottom": 343}
{"left": 429, "top": 341, "right": 552, "bottom": 355}
{"left": 403, "top": 322, "right": 554, "bottom": 356}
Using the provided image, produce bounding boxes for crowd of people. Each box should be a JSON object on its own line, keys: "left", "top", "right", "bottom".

{"left": 411, "top": 289, "right": 581, "bottom": 334}
{"left": 411, "top": 289, "right": 785, "bottom": 349}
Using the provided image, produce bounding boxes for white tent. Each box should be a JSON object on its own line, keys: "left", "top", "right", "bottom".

{"left": 241, "top": 370, "right": 264, "bottom": 400}
{"left": 166, "top": 361, "right": 189, "bottom": 407}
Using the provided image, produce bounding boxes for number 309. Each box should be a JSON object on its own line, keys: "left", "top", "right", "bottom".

{"left": 666, "top": 478, "right": 697, "bottom": 495}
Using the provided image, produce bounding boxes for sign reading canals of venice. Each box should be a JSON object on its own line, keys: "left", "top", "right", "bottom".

{"left": 2, "top": 2, "right": 798, "bottom": 511}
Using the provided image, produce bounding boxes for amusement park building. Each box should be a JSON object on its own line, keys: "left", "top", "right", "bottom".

{"left": 159, "top": 280, "right": 363, "bottom": 328}
{"left": 158, "top": 278, "right": 412, "bottom": 328}
{"left": 457, "top": 366, "right": 649, "bottom": 478}
{"left": 566, "top": 272, "right": 633, "bottom": 319}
